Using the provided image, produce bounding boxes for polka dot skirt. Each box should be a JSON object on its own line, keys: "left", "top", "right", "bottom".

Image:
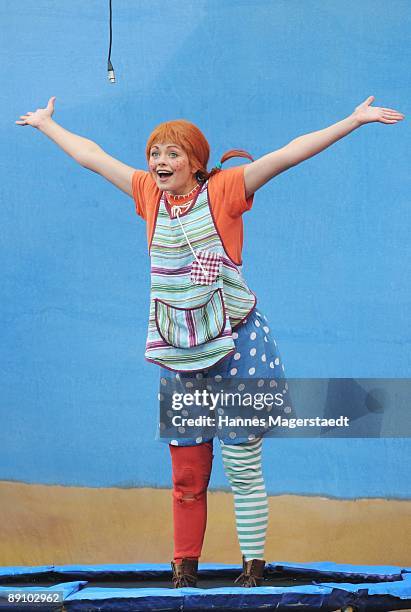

{"left": 157, "top": 307, "right": 287, "bottom": 446}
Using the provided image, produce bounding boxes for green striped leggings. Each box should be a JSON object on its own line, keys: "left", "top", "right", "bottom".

{"left": 220, "top": 437, "right": 268, "bottom": 561}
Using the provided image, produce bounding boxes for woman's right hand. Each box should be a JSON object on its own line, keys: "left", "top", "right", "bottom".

{"left": 15, "top": 96, "right": 56, "bottom": 128}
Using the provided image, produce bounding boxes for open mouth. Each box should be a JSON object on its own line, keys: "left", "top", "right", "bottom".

{"left": 157, "top": 170, "right": 173, "bottom": 181}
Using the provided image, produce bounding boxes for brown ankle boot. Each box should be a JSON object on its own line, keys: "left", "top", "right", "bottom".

{"left": 171, "top": 558, "right": 198, "bottom": 588}
{"left": 234, "top": 556, "right": 266, "bottom": 587}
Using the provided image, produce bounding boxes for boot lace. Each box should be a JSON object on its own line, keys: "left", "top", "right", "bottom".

{"left": 234, "top": 571, "right": 259, "bottom": 587}
{"left": 173, "top": 571, "right": 197, "bottom": 588}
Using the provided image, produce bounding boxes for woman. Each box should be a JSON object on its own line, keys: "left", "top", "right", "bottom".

{"left": 16, "top": 95, "right": 404, "bottom": 587}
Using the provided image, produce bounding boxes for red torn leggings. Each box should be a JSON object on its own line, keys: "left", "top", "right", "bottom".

{"left": 169, "top": 441, "right": 213, "bottom": 563}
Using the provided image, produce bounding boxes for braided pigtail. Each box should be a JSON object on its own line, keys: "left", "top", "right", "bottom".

{"left": 199, "top": 149, "right": 253, "bottom": 182}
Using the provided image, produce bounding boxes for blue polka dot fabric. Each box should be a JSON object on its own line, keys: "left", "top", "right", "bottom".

{"left": 156, "top": 307, "right": 289, "bottom": 446}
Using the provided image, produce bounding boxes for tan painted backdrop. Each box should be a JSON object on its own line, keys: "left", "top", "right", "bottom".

{"left": 1, "top": 481, "right": 410, "bottom": 566}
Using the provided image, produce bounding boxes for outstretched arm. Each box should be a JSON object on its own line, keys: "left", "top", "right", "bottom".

{"left": 244, "top": 96, "right": 405, "bottom": 198}
{"left": 15, "top": 97, "right": 137, "bottom": 197}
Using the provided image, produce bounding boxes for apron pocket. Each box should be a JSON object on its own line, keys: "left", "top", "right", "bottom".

{"left": 191, "top": 250, "right": 222, "bottom": 285}
{"left": 155, "top": 288, "right": 226, "bottom": 349}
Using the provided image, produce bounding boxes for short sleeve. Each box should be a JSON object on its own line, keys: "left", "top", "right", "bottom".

{"left": 131, "top": 170, "right": 162, "bottom": 249}
{"left": 132, "top": 170, "right": 158, "bottom": 220}
{"left": 209, "top": 165, "right": 254, "bottom": 218}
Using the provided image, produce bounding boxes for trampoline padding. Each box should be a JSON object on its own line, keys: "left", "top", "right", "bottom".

{"left": 0, "top": 563, "right": 411, "bottom": 611}
{"left": 266, "top": 560, "right": 411, "bottom": 583}
{"left": 64, "top": 584, "right": 334, "bottom": 611}
{"left": 0, "top": 581, "right": 87, "bottom": 611}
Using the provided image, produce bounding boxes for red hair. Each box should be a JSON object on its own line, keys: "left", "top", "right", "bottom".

{"left": 146, "top": 120, "right": 253, "bottom": 181}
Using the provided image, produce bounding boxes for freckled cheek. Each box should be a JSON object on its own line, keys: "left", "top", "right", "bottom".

{"left": 173, "top": 160, "right": 186, "bottom": 172}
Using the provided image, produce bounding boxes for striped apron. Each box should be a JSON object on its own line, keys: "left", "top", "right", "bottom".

{"left": 145, "top": 181, "right": 256, "bottom": 372}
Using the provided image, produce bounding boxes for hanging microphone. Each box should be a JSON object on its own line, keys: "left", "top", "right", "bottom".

{"left": 108, "top": 59, "right": 115, "bottom": 84}
{"left": 107, "top": 0, "right": 115, "bottom": 83}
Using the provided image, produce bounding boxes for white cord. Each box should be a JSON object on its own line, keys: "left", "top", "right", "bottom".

{"left": 172, "top": 206, "right": 209, "bottom": 278}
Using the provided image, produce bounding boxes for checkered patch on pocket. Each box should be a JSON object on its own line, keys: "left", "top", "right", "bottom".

{"left": 191, "top": 250, "right": 222, "bottom": 285}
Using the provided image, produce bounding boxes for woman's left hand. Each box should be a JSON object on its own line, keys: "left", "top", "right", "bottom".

{"left": 353, "top": 96, "right": 405, "bottom": 125}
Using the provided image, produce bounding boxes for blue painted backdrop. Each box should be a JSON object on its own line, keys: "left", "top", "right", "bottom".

{"left": 1, "top": 1, "right": 410, "bottom": 497}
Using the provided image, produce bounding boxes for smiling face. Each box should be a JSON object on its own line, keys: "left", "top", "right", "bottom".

{"left": 148, "top": 143, "right": 198, "bottom": 195}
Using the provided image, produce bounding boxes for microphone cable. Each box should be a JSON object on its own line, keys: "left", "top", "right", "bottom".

{"left": 107, "top": 0, "right": 115, "bottom": 82}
